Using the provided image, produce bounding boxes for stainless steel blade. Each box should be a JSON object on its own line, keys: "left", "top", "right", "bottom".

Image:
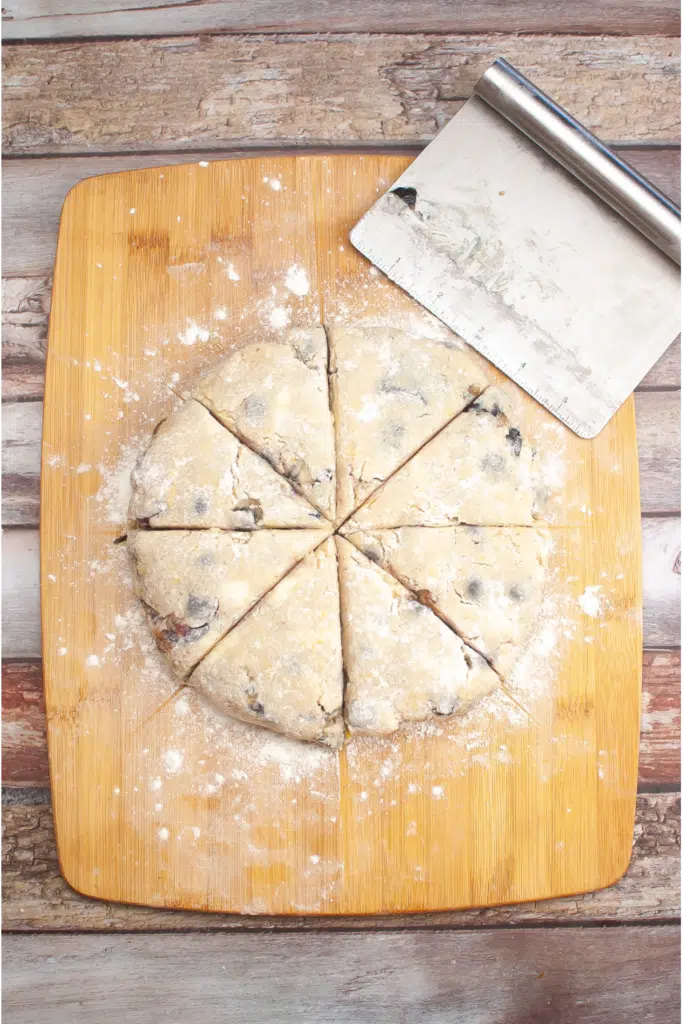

{"left": 350, "top": 66, "right": 680, "bottom": 439}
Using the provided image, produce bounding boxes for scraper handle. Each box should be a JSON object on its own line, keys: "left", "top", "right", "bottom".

{"left": 474, "top": 58, "right": 681, "bottom": 265}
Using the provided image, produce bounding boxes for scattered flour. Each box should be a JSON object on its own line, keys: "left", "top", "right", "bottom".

{"left": 163, "top": 749, "right": 184, "bottom": 775}
{"left": 284, "top": 264, "right": 310, "bottom": 297}
{"left": 176, "top": 320, "right": 210, "bottom": 346}
{"left": 578, "top": 585, "right": 606, "bottom": 618}
{"left": 268, "top": 306, "right": 291, "bottom": 330}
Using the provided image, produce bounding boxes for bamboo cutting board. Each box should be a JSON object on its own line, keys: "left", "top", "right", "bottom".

{"left": 42, "top": 155, "right": 642, "bottom": 915}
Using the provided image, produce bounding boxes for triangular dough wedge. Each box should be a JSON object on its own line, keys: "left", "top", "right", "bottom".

{"left": 189, "top": 538, "right": 344, "bottom": 749}
{"left": 329, "top": 325, "right": 488, "bottom": 521}
{"left": 336, "top": 537, "right": 499, "bottom": 736}
{"left": 193, "top": 328, "right": 336, "bottom": 521}
{"left": 129, "top": 400, "right": 325, "bottom": 529}
{"left": 345, "top": 527, "right": 547, "bottom": 678}
{"left": 347, "top": 388, "right": 535, "bottom": 529}
{"left": 128, "top": 528, "right": 327, "bottom": 677}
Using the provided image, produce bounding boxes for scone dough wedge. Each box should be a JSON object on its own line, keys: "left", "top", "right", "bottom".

{"left": 347, "top": 388, "right": 536, "bottom": 529}
{"left": 129, "top": 400, "right": 327, "bottom": 529}
{"left": 189, "top": 538, "right": 344, "bottom": 749}
{"left": 336, "top": 537, "right": 499, "bottom": 736}
{"left": 345, "top": 527, "right": 547, "bottom": 678}
{"left": 193, "top": 328, "right": 336, "bottom": 521}
{"left": 128, "top": 528, "right": 327, "bottom": 677}
{"left": 329, "top": 325, "right": 488, "bottom": 521}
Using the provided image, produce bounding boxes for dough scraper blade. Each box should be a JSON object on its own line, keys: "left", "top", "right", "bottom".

{"left": 350, "top": 58, "right": 680, "bottom": 438}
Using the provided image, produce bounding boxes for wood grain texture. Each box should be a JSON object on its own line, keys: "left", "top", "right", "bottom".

{"left": 4, "top": 0, "right": 680, "bottom": 40}
{"left": 2, "top": 277, "right": 50, "bottom": 401}
{"left": 2, "top": 795, "right": 679, "bottom": 931}
{"left": 4, "top": 147, "right": 679, "bottom": 278}
{"left": 2, "top": 530, "right": 40, "bottom": 661}
{"left": 3, "top": 35, "right": 680, "bottom": 159}
{"left": 640, "top": 650, "right": 682, "bottom": 787}
{"left": 635, "top": 391, "right": 681, "bottom": 514}
{"left": 3, "top": 926, "right": 681, "bottom": 1024}
{"left": 3, "top": 652, "right": 678, "bottom": 790}
{"left": 2, "top": 662, "right": 47, "bottom": 788}
{"left": 643, "top": 517, "right": 682, "bottom": 647}
{"left": 3, "top": 390, "right": 679, "bottom": 526}
{"left": 38, "top": 154, "right": 644, "bottom": 915}
{"left": 6, "top": 518, "right": 677, "bottom": 660}
{"left": 4, "top": 274, "right": 678, "bottom": 402}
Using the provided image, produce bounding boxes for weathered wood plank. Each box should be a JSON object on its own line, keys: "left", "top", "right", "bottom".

{"left": 3, "top": 927, "right": 680, "bottom": 1023}
{"left": 643, "top": 517, "right": 682, "bottom": 648}
{"left": 3, "top": 147, "right": 679, "bottom": 278}
{"left": 2, "top": 277, "right": 50, "bottom": 402}
{"left": 635, "top": 390, "right": 681, "bottom": 515}
{"left": 3, "top": 35, "right": 680, "bottom": 160}
{"left": 2, "top": 531, "right": 40, "bottom": 661}
{"left": 640, "top": 649, "right": 682, "bottom": 786}
{"left": 5, "top": 519, "right": 678, "bottom": 657}
{"left": 2, "top": 794, "right": 679, "bottom": 931}
{"left": 4, "top": 274, "right": 678, "bottom": 402}
{"left": 2, "top": 403, "right": 42, "bottom": 526}
{"left": 4, "top": 0, "right": 680, "bottom": 41}
{"left": 3, "top": 652, "right": 677, "bottom": 789}
{"left": 2, "top": 662, "right": 47, "bottom": 788}
{"left": 4, "top": 390, "right": 677, "bottom": 527}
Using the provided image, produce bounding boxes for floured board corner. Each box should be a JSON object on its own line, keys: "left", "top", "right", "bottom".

{"left": 42, "top": 154, "right": 642, "bottom": 915}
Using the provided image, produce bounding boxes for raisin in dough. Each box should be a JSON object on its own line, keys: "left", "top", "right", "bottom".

{"left": 336, "top": 537, "right": 498, "bottom": 735}
{"left": 129, "top": 400, "right": 326, "bottom": 529}
{"left": 193, "top": 328, "right": 336, "bottom": 521}
{"left": 128, "top": 528, "right": 326, "bottom": 677}
{"left": 345, "top": 527, "right": 547, "bottom": 678}
{"left": 329, "top": 326, "right": 488, "bottom": 521}
{"left": 347, "top": 388, "right": 535, "bottom": 529}
{"left": 189, "top": 538, "right": 344, "bottom": 748}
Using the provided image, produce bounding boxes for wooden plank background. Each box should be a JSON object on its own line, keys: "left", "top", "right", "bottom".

{"left": 3, "top": 928, "right": 680, "bottom": 1024}
{"left": 1, "top": 2, "right": 680, "bottom": 1019}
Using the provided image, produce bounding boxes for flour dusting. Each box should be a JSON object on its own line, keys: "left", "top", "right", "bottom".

{"left": 285, "top": 264, "right": 310, "bottom": 297}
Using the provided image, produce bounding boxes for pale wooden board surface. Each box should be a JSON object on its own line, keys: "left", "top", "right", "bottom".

{"left": 39, "top": 153, "right": 643, "bottom": 915}
{"left": 4, "top": 0, "right": 680, "bottom": 39}
{"left": 6, "top": 518, "right": 678, "bottom": 660}
{"left": 4, "top": 927, "right": 680, "bottom": 1024}
{"left": 4, "top": 391, "right": 679, "bottom": 526}
{"left": 4, "top": 36, "right": 680, "bottom": 158}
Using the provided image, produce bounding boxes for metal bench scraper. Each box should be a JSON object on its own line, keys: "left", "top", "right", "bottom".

{"left": 350, "top": 58, "right": 680, "bottom": 438}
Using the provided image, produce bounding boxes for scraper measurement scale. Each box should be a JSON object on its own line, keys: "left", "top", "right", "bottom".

{"left": 351, "top": 58, "right": 681, "bottom": 439}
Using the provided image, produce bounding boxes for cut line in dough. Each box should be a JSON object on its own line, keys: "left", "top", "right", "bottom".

{"left": 193, "top": 327, "right": 336, "bottom": 521}
{"left": 129, "top": 399, "right": 327, "bottom": 529}
{"left": 336, "top": 536, "right": 499, "bottom": 736}
{"left": 189, "top": 537, "right": 344, "bottom": 748}
{"left": 329, "top": 325, "right": 489, "bottom": 522}
{"left": 128, "top": 527, "right": 328, "bottom": 678}
{"left": 346, "top": 388, "right": 537, "bottom": 530}
{"left": 344, "top": 526, "right": 548, "bottom": 678}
